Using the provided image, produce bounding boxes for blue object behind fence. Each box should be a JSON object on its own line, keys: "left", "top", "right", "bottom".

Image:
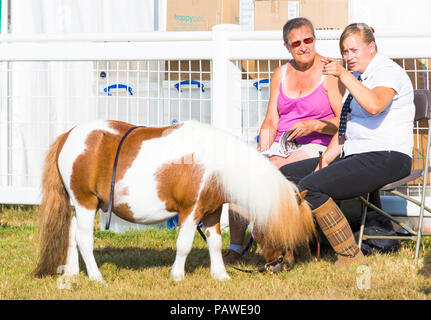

{"left": 174, "top": 80, "right": 205, "bottom": 93}
{"left": 167, "top": 215, "right": 179, "bottom": 230}
{"left": 104, "top": 83, "right": 134, "bottom": 96}
{"left": 166, "top": 215, "right": 204, "bottom": 230}
{"left": 253, "top": 78, "right": 269, "bottom": 91}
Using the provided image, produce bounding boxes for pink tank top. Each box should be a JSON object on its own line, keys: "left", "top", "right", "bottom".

{"left": 275, "top": 63, "right": 334, "bottom": 146}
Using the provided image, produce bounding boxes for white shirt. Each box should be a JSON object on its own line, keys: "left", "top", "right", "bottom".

{"left": 343, "top": 53, "right": 415, "bottom": 158}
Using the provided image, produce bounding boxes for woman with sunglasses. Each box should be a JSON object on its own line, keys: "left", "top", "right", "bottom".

{"left": 223, "top": 17, "right": 344, "bottom": 264}
{"left": 278, "top": 23, "right": 415, "bottom": 266}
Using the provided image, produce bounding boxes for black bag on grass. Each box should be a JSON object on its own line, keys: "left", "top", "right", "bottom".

{"left": 353, "top": 211, "right": 401, "bottom": 255}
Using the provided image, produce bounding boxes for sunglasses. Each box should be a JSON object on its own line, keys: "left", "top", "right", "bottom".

{"left": 289, "top": 37, "right": 314, "bottom": 48}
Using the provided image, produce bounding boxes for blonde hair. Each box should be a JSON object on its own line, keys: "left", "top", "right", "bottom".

{"left": 339, "top": 23, "right": 377, "bottom": 53}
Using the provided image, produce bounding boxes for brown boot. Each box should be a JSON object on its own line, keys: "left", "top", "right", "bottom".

{"left": 313, "top": 198, "right": 367, "bottom": 266}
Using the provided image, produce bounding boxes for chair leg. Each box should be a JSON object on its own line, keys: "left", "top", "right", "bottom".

{"left": 414, "top": 230, "right": 422, "bottom": 263}
{"left": 415, "top": 116, "right": 431, "bottom": 262}
{"left": 414, "top": 203, "right": 426, "bottom": 263}
{"left": 358, "top": 193, "right": 370, "bottom": 249}
{"left": 369, "top": 190, "right": 382, "bottom": 210}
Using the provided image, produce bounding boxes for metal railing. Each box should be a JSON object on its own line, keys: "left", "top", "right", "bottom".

{"left": 0, "top": 25, "right": 430, "bottom": 204}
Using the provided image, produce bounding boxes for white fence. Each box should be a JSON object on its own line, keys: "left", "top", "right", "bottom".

{"left": 0, "top": 25, "right": 431, "bottom": 206}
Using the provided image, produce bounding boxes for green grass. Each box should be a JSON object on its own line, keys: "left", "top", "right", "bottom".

{"left": 0, "top": 205, "right": 430, "bottom": 300}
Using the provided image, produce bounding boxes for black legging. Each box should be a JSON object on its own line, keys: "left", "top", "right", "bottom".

{"left": 279, "top": 151, "right": 412, "bottom": 210}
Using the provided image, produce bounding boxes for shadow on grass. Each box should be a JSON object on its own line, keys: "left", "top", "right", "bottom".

{"left": 419, "top": 249, "right": 431, "bottom": 277}
{"left": 92, "top": 246, "right": 265, "bottom": 274}
{"left": 418, "top": 250, "right": 431, "bottom": 296}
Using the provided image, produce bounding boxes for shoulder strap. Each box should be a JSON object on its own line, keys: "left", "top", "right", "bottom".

{"left": 281, "top": 62, "right": 289, "bottom": 86}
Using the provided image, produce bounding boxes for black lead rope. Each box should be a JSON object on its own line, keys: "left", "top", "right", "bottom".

{"left": 196, "top": 225, "right": 207, "bottom": 242}
{"left": 227, "top": 251, "right": 290, "bottom": 274}
{"left": 105, "top": 126, "right": 141, "bottom": 231}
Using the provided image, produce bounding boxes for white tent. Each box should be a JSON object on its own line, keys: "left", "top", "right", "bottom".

{"left": 8, "top": 0, "right": 154, "bottom": 187}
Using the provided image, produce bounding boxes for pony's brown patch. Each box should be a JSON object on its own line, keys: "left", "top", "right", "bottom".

{"left": 201, "top": 205, "right": 223, "bottom": 235}
{"left": 70, "top": 121, "right": 179, "bottom": 222}
{"left": 155, "top": 159, "right": 227, "bottom": 232}
{"left": 194, "top": 174, "right": 226, "bottom": 229}
{"left": 155, "top": 156, "right": 204, "bottom": 225}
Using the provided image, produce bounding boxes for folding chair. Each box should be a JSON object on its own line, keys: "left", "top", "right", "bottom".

{"left": 358, "top": 89, "right": 431, "bottom": 263}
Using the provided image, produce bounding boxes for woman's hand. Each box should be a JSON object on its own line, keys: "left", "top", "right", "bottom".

{"left": 287, "top": 119, "right": 316, "bottom": 140}
{"left": 257, "top": 140, "right": 269, "bottom": 152}
{"left": 257, "top": 127, "right": 273, "bottom": 152}
{"left": 321, "top": 57, "right": 347, "bottom": 78}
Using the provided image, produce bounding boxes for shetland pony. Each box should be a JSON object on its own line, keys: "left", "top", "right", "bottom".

{"left": 33, "top": 120, "right": 315, "bottom": 283}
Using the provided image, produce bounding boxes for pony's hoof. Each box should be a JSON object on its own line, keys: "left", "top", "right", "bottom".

{"left": 89, "top": 273, "right": 106, "bottom": 285}
{"left": 170, "top": 271, "right": 185, "bottom": 281}
{"left": 64, "top": 267, "right": 79, "bottom": 276}
{"left": 93, "top": 278, "right": 108, "bottom": 287}
{"left": 212, "top": 271, "right": 231, "bottom": 281}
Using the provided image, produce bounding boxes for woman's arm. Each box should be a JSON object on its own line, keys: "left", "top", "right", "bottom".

{"left": 287, "top": 118, "right": 338, "bottom": 140}
{"left": 324, "top": 74, "right": 344, "bottom": 123}
{"left": 322, "top": 58, "right": 396, "bottom": 115}
{"left": 257, "top": 66, "right": 282, "bottom": 151}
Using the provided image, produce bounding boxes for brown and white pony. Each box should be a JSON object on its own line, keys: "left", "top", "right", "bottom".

{"left": 33, "top": 120, "right": 315, "bottom": 283}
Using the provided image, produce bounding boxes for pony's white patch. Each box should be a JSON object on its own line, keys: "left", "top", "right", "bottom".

{"left": 74, "top": 204, "right": 104, "bottom": 283}
{"left": 171, "top": 212, "right": 198, "bottom": 281}
{"left": 114, "top": 129, "right": 191, "bottom": 224}
{"left": 64, "top": 216, "right": 79, "bottom": 276}
{"left": 206, "top": 226, "right": 230, "bottom": 280}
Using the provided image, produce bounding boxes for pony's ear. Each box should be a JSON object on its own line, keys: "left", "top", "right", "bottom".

{"left": 295, "top": 190, "right": 308, "bottom": 205}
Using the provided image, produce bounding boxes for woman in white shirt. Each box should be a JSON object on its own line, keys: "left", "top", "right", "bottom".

{"left": 280, "top": 23, "right": 414, "bottom": 266}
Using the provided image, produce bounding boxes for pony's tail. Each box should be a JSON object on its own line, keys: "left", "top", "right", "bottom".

{"left": 33, "top": 131, "right": 71, "bottom": 278}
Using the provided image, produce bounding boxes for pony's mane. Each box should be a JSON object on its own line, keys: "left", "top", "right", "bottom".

{"left": 178, "top": 121, "right": 314, "bottom": 250}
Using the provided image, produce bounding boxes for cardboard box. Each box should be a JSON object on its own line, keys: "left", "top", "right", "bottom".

{"left": 166, "top": 0, "right": 239, "bottom": 31}
{"left": 165, "top": 1, "right": 239, "bottom": 80}
{"left": 254, "top": 0, "right": 349, "bottom": 31}
{"left": 165, "top": 60, "right": 212, "bottom": 81}
{"left": 241, "top": 59, "right": 288, "bottom": 79}
{"left": 246, "top": 0, "right": 349, "bottom": 79}
{"left": 300, "top": 0, "right": 349, "bottom": 30}
{"left": 254, "top": 0, "right": 299, "bottom": 31}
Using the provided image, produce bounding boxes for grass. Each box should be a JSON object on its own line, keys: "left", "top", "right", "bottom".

{"left": 0, "top": 205, "right": 430, "bottom": 300}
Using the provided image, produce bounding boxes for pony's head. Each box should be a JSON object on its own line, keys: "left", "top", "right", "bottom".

{"left": 253, "top": 190, "right": 315, "bottom": 271}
